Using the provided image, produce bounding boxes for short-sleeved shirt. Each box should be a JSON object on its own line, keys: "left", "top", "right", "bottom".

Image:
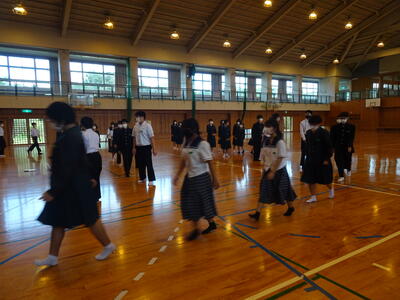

{"left": 31, "top": 128, "right": 39, "bottom": 137}
{"left": 82, "top": 128, "right": 100, "bottom": 154}
{"left": 260, "top": 139, "right": 287, "bottom": 172}
{"left": 182, "top": 140, "right": 213, "bottom": 178}
{"left": 0, "top": 126, "right": 4, "bottom": 136}
{"left": 133, "top": 121, "right": 154, "bottom": 146}
{"left": 300, "top": 119, "right": 311, "bottom": 141}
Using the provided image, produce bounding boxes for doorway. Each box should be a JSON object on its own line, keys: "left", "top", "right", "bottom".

{"left": 12, "top": 118, "right": 46, "bottom": 145}
{"left": 283, "top": 116, "right": 293, "bottom": 132}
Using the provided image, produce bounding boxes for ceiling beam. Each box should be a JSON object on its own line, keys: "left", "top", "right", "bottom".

{"left": 302, "top": 0, "right": 400, "bottom": 67}
{"left": 269, "top": 0, "right": 359, "bottom": 63}
{"left": 352, "top": 34, "right": 380, "bottom": 71}
{"left": 132, "top": 0, "right": 160, "bottom": 46}
{"left": 340, "top": 33, "right": 358, "bottom": 63}
{"left": 232, "top": 0, "right": 301, "bottom": 59}
{"left": 343, "top": 46, "right": 400, "bottom": 64}
{"left": 61, "top": 0, "right": 73, "bottom": 37}
{"left": 187, "top": 0, "right": 237, "bottom": 53}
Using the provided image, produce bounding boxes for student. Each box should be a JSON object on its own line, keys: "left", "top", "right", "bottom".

{"left": 218, "top": 120, "right": 225, "bottom": 152}
{"left": 28, "top": 122, "right": 42, "bottom": 155}
{"left": 173, "top": 118, "right": 219, "bottom": 241}
{"left": 133, "top": 111, "right": 157, "bottom": 185}
{"left": 249, "top": 119, "right": 296, "bottom": 221}
{"left": 171, "top": 120, "right": 179, "bottom": 149}
{"left": 251, "top": 115, "right": 264, "bottom": 161}
{"left": 107, "top": 122, "right": 116, "bottom": 158}
{"left": 237, "top": 122, "right": 245, "bottom": 154}
{"left": 175, "top": 122, "right": 184, "bottom": 150}
{"left": 35, "top": 102, "right": 115, "bottom": 267}
{"left": 206, "top": 119, "right": 217, "bottom": 151}
{"left": 232, "top": 119, "right": 241, "bottom": 153}
{"left": 112, "top": 121, "right": 123, "bottom": 164}
{"left": 0, "top": 121, "right": 5, "bottom": 157}
{"left": 301, "top": 115, "right": 334, "bottom": 203}
{"left": 221, "top": 120, "right": 231, "bottom": 159}
{"left": 330, "top": 112, "right": 355, "bottom": 181}
{"left": 300, "top": 110, "right": 312, "bottom": 171}
{"left": 270, "top": 113, "right": 281, "bottom": 123}
{"left": 81, "top": 117, "right": 102, "bottom": 202}
{"left": 93, "top": 124, "right": 101, "bottom": 148}
{"left": 118, "top": 119, "right": 134, "bottom": 177}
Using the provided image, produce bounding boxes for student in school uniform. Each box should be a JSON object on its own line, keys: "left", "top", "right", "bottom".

{"left": 107, "top": 122, "right": 116, "bottom": 158}
{"left": 300, "top": 110, "right": 312, "bottom": 171}
{"left": 81, "top": 117, "right": 102, "bottom": 202}
{"left": 173, "top": 118, "right": 220, "bottom": 241}
{"left": 0, "top": 121, "right": 6, "bottom": 157}
{"left": 133, "top": 111, "right": 157, "bottom": 185}
{"left": 249, "top": 119, "right": 296, "bottom": 221}
{"left": 301, "top": 115, "right": 335, "bottom": 203}
{"left": 206, "top": 119, "right": 217, "bottom": 152}
{"left": 232, "top": 119, "right": 241, "bottom": 153}
{"left": 175, "top": 122, "right": 184, "bottom": 150}
{"left": 35, "top": 102, "right": 115, "bottom": 267}
{"left": 237, "top": 122, "right": 245, "bottom": 154}
{"left": 251, "top": 115, "right": 264, "bottom": 161}
{"left": 28, "top": 122, "right": 42, "bottom": 155}
{"left": 112, "top": 121, "right": 123, "bottom": 164}
{"left": 330, "top": 112, "right": 356, "bottom": 181}
{"left": 218, "top": 120, "right": 225, "bottom": 152}
{"left": 171, "top": 120, "right": 179, "bottom": 150}
{"left": 221, "top": 120, "right": 231, "bottom": 159}
{"left": 93, "top": 124, "right": 101, "bottom": 148}
{"left": 118, "top": 119, "right": 134, "bottom": 177}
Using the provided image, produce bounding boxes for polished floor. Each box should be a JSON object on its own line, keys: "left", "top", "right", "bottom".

{"left": 0, "top": 131, "right": 399, "bottom": 300}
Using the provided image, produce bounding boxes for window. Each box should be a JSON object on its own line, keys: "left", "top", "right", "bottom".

{"left": 138, "top": 68, "right": 168, "bottom": 89}
{"left": 256, "top": 78, "right": 262, "bottom": 93}
{"left": 372, "top": 82, "right": 379, "bottom": 89}
{"left": 193, "top": 73, "right": 212, "bottom": 96}
{"left": 236, "top": 76, "right": 248, "bottom": 92}
{"left": 286, "top": 80, "right": 293, "bottom": 95}
{"left": 302, "top": 81, "right": 319, "bottom": 101}
{"left": 221, "top": 75, "right": 225, "bottom": 90}
{"left": 271, "top": 79, "right": 279, "bottom": 98}
{"left": 0, "top": 55, "right": 51, "bottom": 88}
{"left": 70, "top": 62, "right": 116, "bottom": 92}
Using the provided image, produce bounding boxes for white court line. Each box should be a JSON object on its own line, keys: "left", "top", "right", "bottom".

{"left": 148, "top": 257, "right": 158, "bottom": 265}
{"left": 159, "top": 245, "right": 167, "bottom": 253}
{"left": 133, "top": 272, "right": 145, "bottom": 281}
{"left": 246, "top": 230, "right": 400, "bottom": 300}
{"left": 114, "top": 290, "right": 128, "bottom": 300}
{"left": 174, "top": 227, "right": 179, "bottom": 232}
{"left": 168, "top": 235, "right": 174, "bottom": 241}
{"left": 336, "top": 183, "right": 400, "bottom": 197}
{"left": 372, "top": 263, "right": 391, "bottom": 272}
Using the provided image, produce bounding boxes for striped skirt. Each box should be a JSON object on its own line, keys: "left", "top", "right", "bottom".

{"left": 259, "top": 167, "right": 297, "bottom": 205}
{"left": 181, "top": 172, "right": 217, "bottom": 221}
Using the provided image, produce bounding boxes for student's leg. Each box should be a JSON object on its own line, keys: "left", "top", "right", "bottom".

{"left": 284, "top": 201, "right": 295, "bottom": 216}
{"left": 35, "top": 227, "right": 65, "bottom": 266}
{"left": 28, "top": 138, "right": 35, "bottom": 152}
{"left": 345, "top": 151, "right": 353, "bottom": 174}
{"left": 89, "top": 219, "right": 116, "bottom": 260}
{"left": 335, "top": 149, "right": 345, "bottom": 178}
{"left": 137, "top": 147, "right": 146, "bottom": 180}
{"left": 146, "top": 146, "right": 156, "bottom": 182}
{"left": 186, "top": 220, "right": 200, "bottom": 241}
{"left": 35, "top": 137, "right": 42, "bottom": 154}
{"left": 306, "top": 184, "right": 318, "bottom": 203}
{"left": 300, "top": 140, "right": 306, "bottom": 167}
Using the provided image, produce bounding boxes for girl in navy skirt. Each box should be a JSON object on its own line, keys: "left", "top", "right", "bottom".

{"left": 173, "top": 118, "right": 220, "bottom": 241}
{"left": 249, "top": 119, "right": 296, "bottom": 221}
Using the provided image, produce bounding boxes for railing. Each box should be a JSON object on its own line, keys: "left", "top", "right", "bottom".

{"left": 0, "top": 81, "right": 331, "bottom": 103}
{"left": 336, "top": 88, "right": 400, "bottom": 102}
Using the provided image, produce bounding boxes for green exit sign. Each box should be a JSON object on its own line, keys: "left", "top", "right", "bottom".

{"left": 21, "top": 109, "right": 32, "bottom": 113}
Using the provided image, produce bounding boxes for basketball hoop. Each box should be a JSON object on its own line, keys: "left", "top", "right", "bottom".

{"left": 262, "top": 99, "right": 283, "bottom": 111}
{"left": 68, "top": 94, "right": 95, "bottom": 110}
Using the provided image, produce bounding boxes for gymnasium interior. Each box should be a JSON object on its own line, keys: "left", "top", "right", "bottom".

{"left": 0, "top": 0, "right": 399, "bottom": 299}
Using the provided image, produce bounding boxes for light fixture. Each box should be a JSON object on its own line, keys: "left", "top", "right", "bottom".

{"left": 263, "top": 0, "right": 272, "bottom": 7}
{"left": 300, "top": 49, "right": 307, "bottom": 60}
{"left": 265, "top": 42, "right": 272, "bottom": 54}
{"left": 103, "top": 16, "right": 114, "bottom": 30}
{"left": 223, "top": 34, "right": 231, "bottom": 48}
{"left": 377, "top": 41, "right": 384, "bottom": 48}
{"left": 308, "top": 6, "right": 317, "bottom": 20}
{"left": 345, "top": 17, "right": 353, "bottom": 30}
{"left": 333, "top": 57, "right": 340, "bottom": 64}
{"left": 12, "top": 3, "right": 27, "bottom": 15}
{"left": 170, "top": 27, "right": 180, "bottom": 40}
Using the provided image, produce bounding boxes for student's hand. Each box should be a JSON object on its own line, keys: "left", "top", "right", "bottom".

{"left": 267, "top": 171, "right": 275, "bottom": 180}
{"left": 213, "top": 179, "right": 220, "bottom": 190}
{"left": 90, "top": 179, "right": 98, "bottom": 188}
{"left": 348, "top": 147, "right": 352, "bottom": 152}
{"left": 173, "top": 175, "right": 179, "bottom": 186}
{"left": 152, "top": 150, "right": 157, "bottom": 156}
{"left": 40, "top": 192, "right": 54, "bottom": 202}
{"left": 323, "top": 160, "right": 329, "bottom": 165}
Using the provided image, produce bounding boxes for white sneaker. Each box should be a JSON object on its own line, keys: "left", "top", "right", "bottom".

{"left": 95, "top": 243, "right": 116, "bottom": 261}
{"left": 329, "top": 189, "right": 335, "bottom": 199}
{"left": 338, "top": 177, "right": 345, "bottom": 182}
{"left": 138, "top": 179, "right": 146, "bottom": 183}
{"left": 148, "top": 181, "right": 155, "bottom": 186}
{"left": 347, "top": 171, "right": 352, "bottom": 176}
{"left": 34, "top": 255, "right": 58, "bottom": 266}
{"left": 306, "top": 196, "right": 317, "bottom": 203}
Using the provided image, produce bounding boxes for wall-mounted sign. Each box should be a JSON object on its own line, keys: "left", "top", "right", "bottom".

{"left": 21, "top": 109, "right": 32, "bottom": 113}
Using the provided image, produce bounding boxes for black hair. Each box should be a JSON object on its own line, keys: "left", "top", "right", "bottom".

{"left": 209, "top": 119, "right": 213, "bottom": 122}
{"left": 339, "top": 112, "right": 350, "bottom": 118}
{"left": 135, "top": 111, "right": 146, "bottom": 118}
{"left": 117, "top": 121, "right": 122, "bottom": 125}
{"left": 306, "top": 110, "right": 312, "bottom": 114}
{"left": 46, "top": 102, "right": 76, "bottom": 124}
{"left": 31, "top": 122, "right": 37, "bottom": 126}
{"left": 309, "top": 115, "right": 322, "bottom": 125}
{"left": 271, "top": 113, "right": 280, "bottom": 120}
{"left": 0, "top": 120, "right": 3, "bottom": 124}
{"left": 121, "top": 119, "right": 128, "bottom": 123}
{"left": 257, "top": 115, "right": 263, "bottom": 119}
{"left": 182, "top": 118, "right": 200, "bottom": 135}
{"left": 236, "top": 119, "right": 241, "bottom": 123}
{"left": 81, "top": 117, "right": 94, "bottom": 129}
{"left": 264, "top": 119, "right": 283, "bottom": 144}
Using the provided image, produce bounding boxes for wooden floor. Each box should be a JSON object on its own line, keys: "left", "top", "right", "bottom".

{"left": 0, "top": 131, "right": 400, "bottom": 300}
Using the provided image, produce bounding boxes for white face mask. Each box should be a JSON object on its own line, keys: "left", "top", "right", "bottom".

{"left": 310, "top": 125, "right": 319, "bottom": 130}
{"left": 122, "top": 123, "right": 128, "bottom": 129}
{"left": 0, "top": 124, "right": 3, "bottom": 127}
{"left": 336, "top": 119, "right": 341, "bottom": 124}
{"left": 118, "top": 124, "right": 122, "bottom": 128}
{"left": 342, "top": 119, "right": 348, "bottom": 124}
{"left": 210, "top": 122, "right": 214, "bottom": 125}
{"left": 52, "top": 122, "right": 63, "bottom": 132}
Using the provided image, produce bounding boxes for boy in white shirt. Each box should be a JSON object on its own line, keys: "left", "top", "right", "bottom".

{"left": 0, "top": 121, "right": 5, "bottom": 157}
{"left": 28, "top": 122, "right": 42, "bottom": 155}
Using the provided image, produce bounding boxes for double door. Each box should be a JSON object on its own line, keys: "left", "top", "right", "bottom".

{"left": 12, "top": 118, "right": 46, "bottom": 145}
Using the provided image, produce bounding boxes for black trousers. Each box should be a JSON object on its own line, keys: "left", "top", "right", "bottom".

{"left": 253, "top": 140, "right": 261, "bottom": 161}
{"left": 121, "top": 149, "right": 133, "bottom": 176}
{"left": 300, "top": 140, "right": 307, "bottom": 167}
{"left": 334, "top": 147, "right": 352, "bottom": 177}
{"left": 28, "top": 136, "right": 41, "bottom": 153}
{"left": 0, "top": 136, "right": 5, "bottom": 155}
{"left": 136, "top": 145, "right": 156, "bottom": 181}
{"left": 87, "top": 152, "right": 102, "bottom": 199}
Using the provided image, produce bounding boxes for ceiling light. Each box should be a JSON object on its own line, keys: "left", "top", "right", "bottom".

{"left": 263, "top": 0, "right": 272, "bottom": 7}
{"left": 265, "top": 42, "right": 272, "bottom": 54}
{"left": 333, "top": 57, "right": 339, "bottom": 64}
{"left": 377, "top": 41, "right": 384, "bottom": 48}
{"left": 12, "top": 3, "right": 27, "bottom": 15}
{"left": 300, "top": 49, "right": 307, "bottom": 60}
{"left": 170, "top": 29, "right": 180, "bottom": 40}
{"left": 103, "top": 16, "right": 114, "bottom": 30}
{"left": 345, "top": 20, "right": 353, "bottom": 30}
{"left": 223, "top": 39, "right": 231, "bottom": 48}
{"left": 309, "top": 6, "right": 317, "bottom": 20}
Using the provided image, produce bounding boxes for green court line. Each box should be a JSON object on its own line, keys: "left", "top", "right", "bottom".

{"left": 265, "top": 275, "right": 320, "bottom": 300}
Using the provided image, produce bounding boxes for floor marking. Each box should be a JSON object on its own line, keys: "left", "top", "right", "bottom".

{"left": 0, "top": 237, "right": 50, "bottom": 265}
{"left": 174, "top": 227, "right": 179, "bottom": 232}
{"left": 389, "top": 182, "right": 400, "bottom": 186}
{"left": 236, "top": 222, "right": 258, "bottom": 230}
{"left": 159, "top": 245, "right": 167, "bottom": 252}
{"left": 305, "top": 286, "right": 318, "bottom": 292}
{"left": 168, "top": 235, "right": 174, "bottom": 241}
{"left": 179, "top": 219, "right": 184, "bottom": 224}
{"left": 289, "top": 233, "right": 321, "bottom": 239}
{"left": 249, "top": 245, "right": 258, "bottom": 248}
{"left": 148, "top": 257, "right": 158, "bottom": 265}
{"left": 114, "top": 290, "right": 128, "bottom": 300}
{"left": 356, "top": 235, "right": 383, "bottom": 239}
{"left": 336, "top": 183, "right": 400, "bottom": 197}
{"left": 372, "top": 263, "right": 391, "bottom": 272}
{"left": 133, "top": 272, "right": 145, "bottom": 281}
{"left": 247, "top": 230, "right": 400, "bottom": 300}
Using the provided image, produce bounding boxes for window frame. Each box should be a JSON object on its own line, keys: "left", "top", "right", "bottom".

{"left": 69, "top": 61, "right": 116, "bottom": 92}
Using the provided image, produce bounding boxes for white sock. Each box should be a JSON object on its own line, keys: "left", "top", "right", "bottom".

{"left": 35, "top": 255, "right": 58, "bottom": 266}
{"left": 95, "top": 243, "right": 116, "bottom": 261}
{"left": 306, "top": 195, "right": 317, "bottom": 203}
{"left": 329, "top": 188, "right": 335, "bottom": 199}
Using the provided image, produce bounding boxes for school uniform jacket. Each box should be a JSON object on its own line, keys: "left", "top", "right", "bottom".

{"left": 330, "top": 123, "right": 356, "bottom": 152}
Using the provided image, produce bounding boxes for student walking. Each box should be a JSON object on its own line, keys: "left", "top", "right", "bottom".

{"left": 35, "top": 102, "right": 115, "bottom": 267}
{"left": 232, "top": 119, "right": 242, "bottom": 153}
{"left": 176, "top": 122, "right": 184, "bottom": 150}
{"left": 300, "top": 110, "right": 312, "bottom": 171}
{"left": 107, "top": 122, "right": 115, "bottom": 158}
{"left": 133, "top": 111, "right": 157, "bottom": 185}
{"left": 221, "top": 120, "right": 231, "bottom": 159}
{"left": 173, "top": 118, "right": 219, "bottom": 241}
{"left": 301, "top": 115, "right": 335, "bottom": 203}
{"left": 0, "top": 121, "right": 5, "bottom": 157}
{"left": 171, "top": 120, "right": 179, "bottom": 149}
{"left": 249, "top": 119, "right": 296, "bottom": 221}
{"left": 251, "top": 115, "right": 264, "bottom": 161}
{"left": 206, "top": 119, "right": 217, "bottom": 151}
{"left": 28, "top": 122, "right": 42, "bottom": 155}
{"left": 118, "top": 119, "right": 134, "bottom": 177}
{"left": 235, "top": 122, "right": 245, "bottom": 154}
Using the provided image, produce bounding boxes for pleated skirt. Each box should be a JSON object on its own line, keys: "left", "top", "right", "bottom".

{"left": 259, "top": 167, "right": 297, "bottom": 205}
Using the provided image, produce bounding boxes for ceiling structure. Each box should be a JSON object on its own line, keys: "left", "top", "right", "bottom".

{"left": 0, "top": 0, "right": 399, "bottom": 69}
